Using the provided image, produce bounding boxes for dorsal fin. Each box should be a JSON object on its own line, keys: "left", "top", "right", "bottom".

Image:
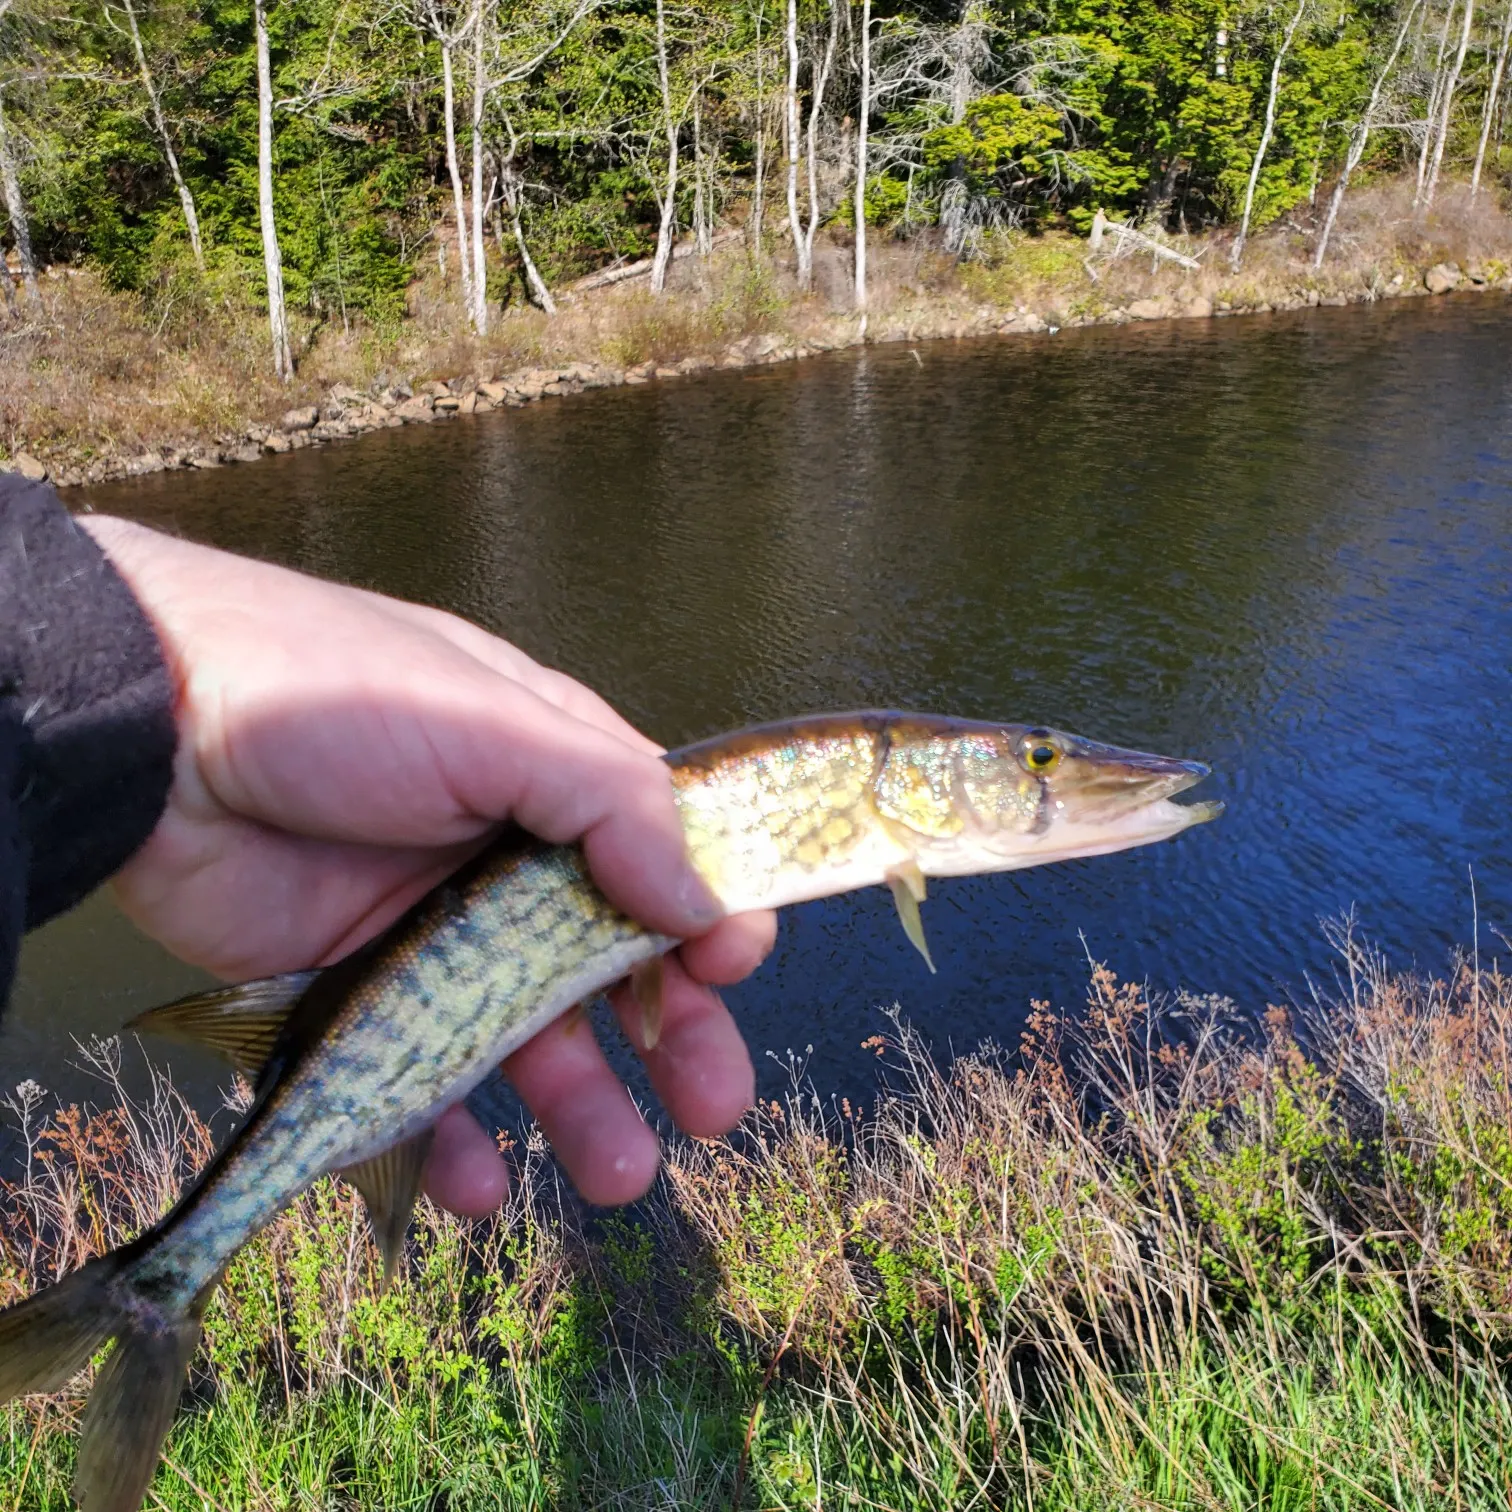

{"left": 126, "top": 971, "right": 319, "bottom": 1077}
{"left": 339, "top": 1131, "right": 435, "bottom": 1291}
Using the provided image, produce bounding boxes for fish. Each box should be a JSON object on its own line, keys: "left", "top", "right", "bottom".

{"left": 0, "top": 710, "right": 1221, "bottom": 1512}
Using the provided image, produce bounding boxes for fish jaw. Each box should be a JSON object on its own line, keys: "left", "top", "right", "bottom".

{"left": 919, "top": 793, "right": 1224, "bottom": 877}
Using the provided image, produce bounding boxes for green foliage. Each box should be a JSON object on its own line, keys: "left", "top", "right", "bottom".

{"left": 1, "top": 0, "right": 1494, "bottom": 337}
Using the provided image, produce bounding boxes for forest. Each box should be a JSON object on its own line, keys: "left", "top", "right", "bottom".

{"left": 1, "top": 0, "right": 1510, "bottom": 357}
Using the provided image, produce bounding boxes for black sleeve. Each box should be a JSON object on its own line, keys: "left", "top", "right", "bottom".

{"left": 0, "top": 476, "right": 177, "bottom": 1010}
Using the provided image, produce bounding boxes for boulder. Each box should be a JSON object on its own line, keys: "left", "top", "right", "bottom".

{"left": 1126, "top": 297, "right": 1171, "bottom": 320}
{"left": 395, "top": 395, "right": 435, "bottom": 423}
{"left": 477, "top": 381, "right": 510, "bottom": 402}
{"left": 264, "top": 433, "right": 293, "bottom": 454}
{"left": 1183, "top": 295, "right": 1213, "bottom": 318}
{"left": 457, "top": 391, "right": 478, "bottom": 416}
{"left": 329, "top": 383, "right": 364, "bottom": 405}
{"left": 13, "top": 453, "right": 48, "bottom": 481}
{"left": 281, "top": 405, "right": 319, "bottom": 432}
{"left": 1424, "top": 262, "right": 1461, "bottom": 294}
{"left": 228, "top": 444, "right": 263, "bottom": 464}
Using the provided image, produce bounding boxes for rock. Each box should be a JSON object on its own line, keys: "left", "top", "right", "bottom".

{"left": 1466, "top": 262, "right": 1489, "bottom": 284}
{"left": 1126, "top": 297, "right": 1171, "bottom": 320}
{"left": 13, "top": 453, "right": 48, "bottom": 481}
{"left": 395, "top": 395, "right": 435, "bottom": 423}
{"left": 477, "top": 381, "right": 510, "bottom": 402}
{"left": 1019, "top": 312, "right": 1046, "bottom": 333}
{"left": 1181, "top": 296, "right": 1213, "bottom": 319}
{"left": 228, "top": 444, "right": 263, "bottom": 464}
{"left": 263, "top": 433, "right": 293, "bottom": 453}
{"left": 188, "top": 450, "right": 222, "bottom": 469}
{"left": 749, "top": 333, "right": 781, "bottom": 357}
{"left": 472, "top": 394, "right": 495, "bottom": 413}
{"left": 281, "top": 405, "right": 319, "bottom": 432}
{"left": 458, "top": 391, "right": 478, "bottom": 416}
{"left": 1424, "top": 262, "right": 1461, "bottom": 294}
{"left": 423, "top": 380, "right": 451, "bottom": 399}
{"left": 432, "top": 395, "right": 460, "bottom": 412}
{"left": 329, "top": 383, "right": 364, "bottom": 405}
{"left": 1321, "top": 292, "right": 1348, "bottom": 307}
{"left": 653, "top": 366, "right": 680, "bottom": 379}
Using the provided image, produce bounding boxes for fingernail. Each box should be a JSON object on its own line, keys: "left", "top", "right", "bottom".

{"left": 677, "top": 866, "right": 724, "bottom": 931}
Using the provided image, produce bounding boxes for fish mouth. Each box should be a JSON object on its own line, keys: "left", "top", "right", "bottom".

{"left": 1059, "top": 740, "right": 1217, "bottom": 815}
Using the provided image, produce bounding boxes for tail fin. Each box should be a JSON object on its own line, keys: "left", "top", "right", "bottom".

{"left": 0, "top": 1254, "right": 124, "bottom": 1400}
{"left": 0, "top": 1258, "right": 214, "bottom": 1512}
{"left": 74, "top": 1306, "right": 206, "bottom": 1512}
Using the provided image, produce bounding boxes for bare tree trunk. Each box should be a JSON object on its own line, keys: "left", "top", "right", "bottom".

{"left": 502, "top": 175, "right": 556, "bottom": 313}
{"left": 799, "top": 0, "right": 838, "bottom": 287}
{"left": 752, "top": 0, "right": 766, "bottom": 250}
{"left": 1315, "top": 0, "right": 1421, "bottom": 265}
{"left": 1472, "top": 0, "right": 1512, "bottom": 193}
{"left": 650, "top": 0, "right": 680, "bottom": 293}
{"left": 0, "top": 97, "right": 40, "bottom": 308}
{"left": 468, "top": 0, "right": 489, "bottom": 333}
{"left": 784, "top": 0, "right": 803, "bottom": 269}
{"left": 1424, "top": 0, "right": 1475, "bottom": 206}
{"left": 854, "top": 0, "right": 870, "bottom": 312}
{"left": 0, "top": 244, "right": 17, "bottom": 317}
{"left": 1230, "top": 0, "right": 1309, "bottom": 267}
{"left": 440, "top": 42, "right": 475, "bottom": 323}
{"left": 1416, "top": 0, "right": 1457, "bottom": 198}
{"left": 254, "top": 0, "right": 292, "bottom": 378}
{"left": 120, "top": 0, "right": 204, "bottom": 270}
{"left": 693, "top": 93, "right": 711, "bottom": 254}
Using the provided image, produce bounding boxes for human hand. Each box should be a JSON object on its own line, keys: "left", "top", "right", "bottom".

{"left": 79, "top": 515, "right": 776, "bottom": 1213}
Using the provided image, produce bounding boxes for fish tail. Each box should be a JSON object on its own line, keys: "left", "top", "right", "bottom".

{"left": 74, "top": 1293, "right": 209, "bottom": 1512}
{"left": 0, "top": 1254, "right": 125, "bottom": 1400}
{"left": 0, "top": 1252, "right": 216, "bottom": 1512}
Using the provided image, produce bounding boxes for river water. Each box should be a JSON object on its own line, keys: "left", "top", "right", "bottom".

{"left": 7, "top": 295, "right": 1512, "bottom": 1121}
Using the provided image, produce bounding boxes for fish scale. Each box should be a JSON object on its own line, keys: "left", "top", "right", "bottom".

{"left": 0, "top": 708, "right": 1220, "bottom": 1512}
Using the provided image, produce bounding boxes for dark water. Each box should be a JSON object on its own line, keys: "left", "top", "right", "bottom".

{"left": 8, "top": 296, "right": 1512, "bottom": 1119}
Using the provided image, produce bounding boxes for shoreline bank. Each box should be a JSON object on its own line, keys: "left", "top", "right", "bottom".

{"left": 4, "top": 215, "right": 1510, "bottom": 493}
{"left": 3, "top": 946, "right": 1510, "bottom": 1508}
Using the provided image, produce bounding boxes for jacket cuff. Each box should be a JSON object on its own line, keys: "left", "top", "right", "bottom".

{"left": 0, "top": 476, "right": 177, "bottom": 931}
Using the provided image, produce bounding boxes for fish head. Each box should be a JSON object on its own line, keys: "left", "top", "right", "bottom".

{"left": 873, "top": 716, "right": 1223, "bottom": 877}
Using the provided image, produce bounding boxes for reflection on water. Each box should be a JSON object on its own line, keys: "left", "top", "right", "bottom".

{"left": 10, "top": 296, "right": 1512, "bottom": 1121}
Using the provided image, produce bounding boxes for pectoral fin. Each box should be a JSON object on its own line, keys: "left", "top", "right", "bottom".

{"left": 886, "top": 862, "right": 936, "bottom": 974}
{"left": 630, "top": 957, "right": 665, "bottom": 1051}
{"left": 340, "top": 1130, "right": 435, "bottom": 1291}
{"left": 127, "top": 971, "right": 318, "bottom": 1078}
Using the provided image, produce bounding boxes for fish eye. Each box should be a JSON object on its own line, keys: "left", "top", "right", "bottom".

{"left": 1021, "top": 736, "right": 1062, "bottom": 773}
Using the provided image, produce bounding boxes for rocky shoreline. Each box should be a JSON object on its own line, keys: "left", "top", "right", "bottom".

{"left": 3, "top": 257, "right": 1502, "bottom": 492}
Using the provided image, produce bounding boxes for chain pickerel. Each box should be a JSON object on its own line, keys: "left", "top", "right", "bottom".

{"left": 0, "top": 711, "right": 1220, "bottom": 1512}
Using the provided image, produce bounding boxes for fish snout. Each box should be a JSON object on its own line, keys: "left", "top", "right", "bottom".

{"left": 1055, "top": 740, "right": 1213, "bottom": 815}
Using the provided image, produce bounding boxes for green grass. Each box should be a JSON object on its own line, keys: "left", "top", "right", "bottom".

{"left": 4, "top": 925, "right": 1512, "bottom": 1509}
